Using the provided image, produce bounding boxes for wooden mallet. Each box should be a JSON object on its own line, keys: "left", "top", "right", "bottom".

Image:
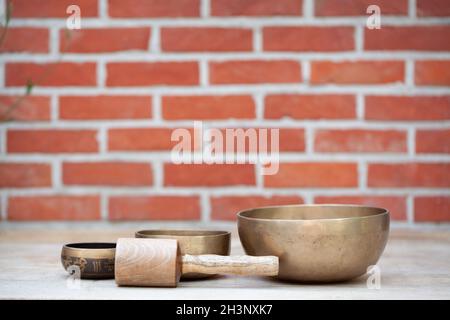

{"left": 115, "top": 238, "right": 279, "bottom": 287}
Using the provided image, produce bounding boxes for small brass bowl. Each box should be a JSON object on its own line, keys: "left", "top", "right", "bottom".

{"left": 238, "top": 205, "right": 389, "bottom": 282}
{"left": 61, "top": 243, "right": 116, "bottom": 279}
{"left": 135, "top": 230, "right": 231, "bottom": 279}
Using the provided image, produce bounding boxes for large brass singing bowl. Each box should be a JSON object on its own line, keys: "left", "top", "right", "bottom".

{"left": 237, "top": 205, "right": 389, "bottom": 282}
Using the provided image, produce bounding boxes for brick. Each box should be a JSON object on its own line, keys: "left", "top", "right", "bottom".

{"left": 314, "top": 196, "right": 407, "bottom": 220}
{"left": 315, "top": 0, "right": 408, "bottom": 16}
{"left": 414, "top": 196, "right": 450, "bottom": 222}
{"left": 415, "top": 61, "right": 450, "bottom": 86}
{"left": 6, "top": 63, "right": 96, "bottom": 87}
{"left": 416, "top": 129, "right": 450, "bottom": 154}
{"left": 0, "top": 27, "right": 48, "bottom": 53}
{"left": 162, "top": 95, "right": 255, "bottom": 120}
{"left": 108, "top": 0, "right": 199, "bottom": 17}
{"left": 417, "top": 0, "right": 450, "bottom": 17}
{"left": 265, "top": 163, "right": 358, "bottom": 188}
{"left": 365, "top": 96, "right": 450, "bottom": 121}
{"left": 211, "top": 195, "right": 303, "bottom": 220}
{"left": 0, "top": 163, "right": 51, "bottom": 188}
{"left": 108, "top": 128, "right": 181, "bottom": 151}
{"left": 368, "top": 163, "right": 450, "bottom": 188}
{"left": 164, "top": 164, "right": 255, "bottom": 187}
{"left": 161, "top": 27, "right": 252, "bottom": 52}
{"left": 107, "top": 62, "right": 198, "bottom": 86}
{"left": 9, "top": 0, "right": 98, "bottom": 17}
{"left": 365, "top": 26, "right": 450, "bottom": 51}
{"left": 211, "top": 0, "right": 302, "bottom": 16}
{"left": 311, "top": 61, "right": 404, "bottom": 84}
{"left": 265, "top": 94, "right": 356, "bottom": 119}
{"left": 0, "top": 95, "right": 50, "bottom": 121}
{"left": 8, "top": 195, "right": 100, "bottom": 220}
{"left": 63, "top": 162, "right": 152, "bottom": 186}
{"left": 210, "top": 60, "right": 301, "bottom": 84}
{"left": 109, "top": 196, "right": 200, "bottom": 220}
{"left": 7, "top": 130, "right": 98, "bottom": 153}
{"left": 314, "top": 129, "right": 407, "bottom": 153}
{"left": 59, "top": 96, "right": 152, "bottom": 120}
{"left": 60, "top": 28, "right": 150, "bottom": 53}
{"left": 278, "top": 129, "right": 305, "bottom": 152}
{"left": 263, "top": 27, "right": 354, "bottom": 52}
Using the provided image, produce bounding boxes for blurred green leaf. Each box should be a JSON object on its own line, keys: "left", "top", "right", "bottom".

{"left": 25, "top": 80, "right": 34, "bottom": 95}
{"left": 5, "top": 1, "right": 12, "bottom": 24}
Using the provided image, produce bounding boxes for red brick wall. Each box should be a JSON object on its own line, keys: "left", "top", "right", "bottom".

{"left": 0, "top": 0, "right": 449, "bottom": 223}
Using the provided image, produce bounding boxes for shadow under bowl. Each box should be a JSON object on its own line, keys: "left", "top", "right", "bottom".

{"left": 61, "top": 242, "right": 116, "bottom": 279}
{"left": 237, "top": 204, "right": 390, "bottom": 283}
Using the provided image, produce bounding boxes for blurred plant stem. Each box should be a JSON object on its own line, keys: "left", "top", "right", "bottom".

{"left": 0, "top": 3, "right": 73, "bottom": 122}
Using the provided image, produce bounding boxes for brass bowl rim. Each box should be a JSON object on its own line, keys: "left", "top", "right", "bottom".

{"left": 62, "top": 242, "right": 116, "bottom": 259}
{"left": 237, "top": 204, "right": 389, "bottom": 222}
{"left": 63, "top": 242, "right": 116, "bottom": 250}
{"left": 135, "top": 229, "right": 231, "bottom": 238}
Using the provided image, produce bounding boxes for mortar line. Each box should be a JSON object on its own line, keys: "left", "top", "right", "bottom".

{"left": 0, "top": 193, "right": 7, "bottom": 221}
{"left": 0, "top": 126, "right": 5, "bottom": 155}
{"left": 201, "top": 0, "right": 210, "bottom": 18}
{"left": 8, "top": 16, "right": 450, "bottom": 27}
{"left": 200, "top": 192, "right": 210, "bottom": 223}
{"left": 358, "top": 161, "right": 368, "bottom": 191}
{"left": 355, "top": 25, "right": 364, "bottom": 52}
{"left": 152, "top": 94, "right": 162, "bottom": 123}
{"left": 303, "top": 0, "right": 314, "bottom": 19}
{"left": 150, "top": 25, "right": 160, "bottom": 52}
{"left": 49, "top": 26, "right": 59, "bottom": 57}
{"left": 97, "top": 61, "right": 106, "bottom": 88}
{"left": 52, "top": 159, "right": 62, "bottom": 189}
{"left": 356, "top": 93, "right": 364, "bottom": 120}
{"left": 0, "top": 63, "right": 4, "bottom": 88}
{"left": 255, "top": 163, "right": 264, "bottom": 190}
{"left": 253, "top": 93, "right": 264, "bottom": 120}
{"left": 253, "top": 26, "right": 262, "bottom": 52}
{"left": 3, "top": 84, "right": 450, "bottom": 95}
{"left": 50, "top": 94, "right": 58, "bottom": 122}
{"left": 98, "top": 126, "right": 108, "bottom": 154}
{"left": 152, "top": 160, "right": 163, "bottom": 190}
{"left": 99, "top": 0, "right": 108, "bottom": 19}
{"left": 406, "top": 195, "right": 414, "bottom": 225}
{"left": 301, "top": 60, "right": 310, "bottom": 84}
{"left": 3, "top": 187, "right": 450, "bottom": 197}
{"left": 199, "top": 59, "right": 209, "bottom": 87}
{"left": 100, "top": 192, "right": 108, "bottom": 220}
{"left": 408, "top": 127, "right": 416, "bottom": 157}
{"left": 409, "top": 0, "right": 417, "bottom": 18}
{"left": 405, "top": 59, "right": 415, "bottom": 87}
{"left": 3, "top": 152, "right": 449, "bottom": 162}
{"left": 3, "top": 52, "right": 450, "bottom": 62}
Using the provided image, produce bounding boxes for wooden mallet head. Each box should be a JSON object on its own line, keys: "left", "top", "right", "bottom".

{"left": 115, "top": 238, "right": 278, "bottom": 287}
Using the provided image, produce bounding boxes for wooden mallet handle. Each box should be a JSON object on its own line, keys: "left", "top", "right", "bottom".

{"left": 182, "top": 254, "right": 278, "bottom": 276}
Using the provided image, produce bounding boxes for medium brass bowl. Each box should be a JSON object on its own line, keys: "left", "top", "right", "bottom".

{"left": 237, "top": 205, "right": 389, "bottom": 282}
{"left": 135, "top": 229, "right": 231, "bottom": 279}
{"left": 61, "top": 243, "right": 116, "bottom": 279}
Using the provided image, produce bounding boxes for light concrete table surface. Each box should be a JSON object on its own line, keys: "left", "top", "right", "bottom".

{"left": 0, "top": 223, "right": 449, "bottom": 300}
